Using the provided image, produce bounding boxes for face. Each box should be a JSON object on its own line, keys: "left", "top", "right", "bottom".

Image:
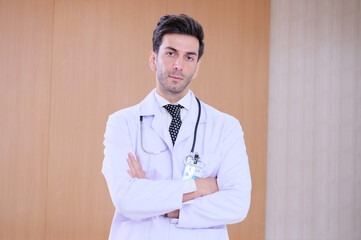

{"left": 149, "top": 34, "right": 201, "bottom": 103}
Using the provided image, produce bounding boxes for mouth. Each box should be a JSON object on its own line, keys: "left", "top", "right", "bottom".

{"left": 169, "top": 75, "right": 183, "bottom": 81}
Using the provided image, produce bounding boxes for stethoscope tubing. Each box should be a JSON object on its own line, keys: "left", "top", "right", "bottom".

{"left": 139, "top": 96, "right": 201, "bottom": 155}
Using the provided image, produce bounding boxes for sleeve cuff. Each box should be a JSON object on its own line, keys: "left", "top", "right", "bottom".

{"left": 183, "top": 179, "right": 197, "bottom": 194}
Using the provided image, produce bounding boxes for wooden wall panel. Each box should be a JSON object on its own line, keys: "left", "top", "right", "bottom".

{"left": 45, "top": 0, "right": 164, "bottom": 239}
{"left": 266, "top": 0, "right": 361, "bottom": 239}
{"left": 166, "top": 1, "right": 270, "bottom": 239}
{"left": 0, "top": 0, "right": 269, "bottom": 239}
{"left": 0, "top": 0, "right": 54, "bottom": 239}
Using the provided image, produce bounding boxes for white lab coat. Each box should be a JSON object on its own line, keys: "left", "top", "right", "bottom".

{"left": 102, "top": 89, "right": 251, "bottom": 240}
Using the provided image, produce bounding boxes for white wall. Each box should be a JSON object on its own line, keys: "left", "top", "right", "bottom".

{"left": 266, "top": 0, "right": 361, "bottom": 239}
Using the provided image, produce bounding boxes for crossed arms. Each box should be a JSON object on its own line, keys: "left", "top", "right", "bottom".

{"left": 126, "top": 153, "right": 219, "bottom": 218}
{"left": 102, "top": 112, "right": 251, "bottom": 228}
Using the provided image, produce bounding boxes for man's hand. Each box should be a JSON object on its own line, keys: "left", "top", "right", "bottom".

{"left": 195, "top": 177, "right": 219, "bottom": 197}
{"left": 182, "top": 177, "right": 219, "bottom": 202}
{"left": 127, "top": 153, "right": 147, "bottom": 179}
{"left": 166, "top": 210, "right": 179, "bottom": 218}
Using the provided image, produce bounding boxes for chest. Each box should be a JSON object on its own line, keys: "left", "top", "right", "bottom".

{"left": 133, "top": 115, "right": 223, "bottom": 181}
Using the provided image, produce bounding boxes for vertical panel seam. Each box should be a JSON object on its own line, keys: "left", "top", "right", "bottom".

{"left": 44, "top": 0, "right": 56, "bottom": 239}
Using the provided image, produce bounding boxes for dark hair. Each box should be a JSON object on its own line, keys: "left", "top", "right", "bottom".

{"left": 152, "top": 14, "right": 204, "bottom": 60}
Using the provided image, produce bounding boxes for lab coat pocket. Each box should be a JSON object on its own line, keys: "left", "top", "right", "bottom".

{"left": 199, "top": 154, "right": 220, "bottom": 178}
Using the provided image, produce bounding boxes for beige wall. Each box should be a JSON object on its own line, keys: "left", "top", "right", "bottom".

{"left": 0, "top": 0, "right": 269, "bottom": 239}
{"left": 0, "top": 0, "right": 53, "bottom": 239}
{"left": 266, "top": 0, "right": 361, "bottom": 239}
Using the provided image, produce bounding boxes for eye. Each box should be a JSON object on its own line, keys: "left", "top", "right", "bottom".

{"left": 186, "top": 56, "right": 194, "bottom": 61}
{"left": 166, "top": 52, "right": 175, "bottom": 56}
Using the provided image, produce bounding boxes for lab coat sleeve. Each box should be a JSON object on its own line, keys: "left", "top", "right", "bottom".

{"left": 102, "top": 111, "right": 184, "bottom": 221}
{"left": 177, "top": 119, "right": 252, "bottom": 228}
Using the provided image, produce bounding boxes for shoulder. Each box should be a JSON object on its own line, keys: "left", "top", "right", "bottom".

{"left": 107, "top": 89, "right": 157, "bottom": 122}
{"left": 199, "top": 100, "right": 245, "bottom": 142}
{"left": 107, "top": 104, "right": 140, "bottom": 125}
{"left": 201, "top": 101, "right": 241, "bottom": 127}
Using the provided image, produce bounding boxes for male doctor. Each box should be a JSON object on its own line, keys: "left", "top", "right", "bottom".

{"left": 102, "top": 14, "right": 251, "bottom": 240}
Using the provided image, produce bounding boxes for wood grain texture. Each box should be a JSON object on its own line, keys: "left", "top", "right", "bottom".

{"left": 0, "top": 0, "right": 54, "bottom": 239}
{"left": 266, "top": 0, "right": 361, "bottom": 239}
{"left": 45, "top": 0, "right": 164, "bottom": 239}
{"left": 0, "top": 0, "right": 269, "bottom": 239}
{"left": 166, "top": 1, "right": 270, "bottom": 239}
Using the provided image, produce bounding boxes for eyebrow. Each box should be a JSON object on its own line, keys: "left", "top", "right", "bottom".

{"left": 165, "top": 46, "right": 198, "bottom": 56}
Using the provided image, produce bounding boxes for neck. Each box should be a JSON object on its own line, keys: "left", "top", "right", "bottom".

{"left": 156, "top": 89, "right": 188, "bottom": 104}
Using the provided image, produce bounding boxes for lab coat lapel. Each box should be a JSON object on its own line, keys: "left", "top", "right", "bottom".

{"left": 152, "top": 113, "right": 173, "bottom": 150}
{"left": 139, "top": 90, "right": 173, "bottom": 150}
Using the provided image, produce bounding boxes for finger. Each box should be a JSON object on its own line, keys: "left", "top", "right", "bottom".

{"left": 128, "top": 153, "right": 141, "bottom": 177}
{"left": 130, "top": 153, "right": 146, "bottom": 179}
{"left": 127, "top": 169, "right": 133, "bottom": 178}
{"left": 166, "top": 210, "right": 179, "bottom": 218}
{"left": 127, "top": 152, "right": 147, "bottom": 179}
{"left": 127, "top": 158, "right": 138, "bottom": 178}
{"left": 134, "top": 154, "right": 147, "bottom": 178}
{"left": 134, "top": 154, "right": 147, "bottom": 179}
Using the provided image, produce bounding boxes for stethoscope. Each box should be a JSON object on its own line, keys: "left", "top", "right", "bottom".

{"left": 140, "top": 97, "right": 201, "bottom": 162}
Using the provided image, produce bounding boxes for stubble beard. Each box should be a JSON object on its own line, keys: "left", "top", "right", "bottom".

{"left": 157, "top": 69, "right": 193, "bottom": 94}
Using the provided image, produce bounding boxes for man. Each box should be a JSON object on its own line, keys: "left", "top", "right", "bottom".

{"left": 102, "top": 14, "right": 251, "bottom": 240}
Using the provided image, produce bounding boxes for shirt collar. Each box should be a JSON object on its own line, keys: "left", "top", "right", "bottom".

{"left": 154, "top": 90, "right": 192, "bottom": 111}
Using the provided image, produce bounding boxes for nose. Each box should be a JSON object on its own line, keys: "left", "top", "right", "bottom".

{"left": 173, "top": 57, "right": 183, "bottom": 71}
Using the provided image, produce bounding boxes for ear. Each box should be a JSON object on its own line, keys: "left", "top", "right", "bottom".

{"left": 192, "top": 60, "right": 201, "bottom": 80}
{"left": 149, "top": 51, "right": 157, "bottom": 72}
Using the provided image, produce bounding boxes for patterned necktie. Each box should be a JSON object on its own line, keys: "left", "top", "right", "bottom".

{"left": 164, "top": 104, "right": 184, "bottom": 145}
